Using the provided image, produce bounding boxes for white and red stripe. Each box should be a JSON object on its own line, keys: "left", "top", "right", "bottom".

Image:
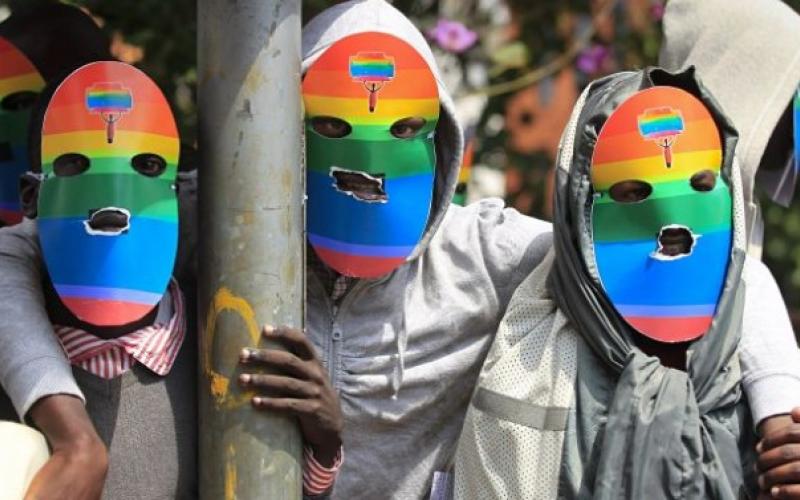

{"left": 54, "top": 280, "right": 186, "bottom": 380}
{"left": 302, "top": 445, "right": 343, "bottom": 496}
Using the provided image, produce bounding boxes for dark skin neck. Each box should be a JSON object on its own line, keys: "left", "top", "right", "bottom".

{"left": 43, "top": 278, "right": 158, "bottom": 339}
{"left": 634, "top": 335, "right": 689, "bottom": 371}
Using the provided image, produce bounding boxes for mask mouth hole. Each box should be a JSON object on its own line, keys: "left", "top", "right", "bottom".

{"left": 0, "top": 142, "right": 12, "bottom": 162}
{"left": 330, "top": 167, "right": 387, "bottom": 203}
{"left": 85, "top": 207, "right": 131, "bottom": 236}
{"left": 656, "top": 225, "right": 694, "bottom": 258}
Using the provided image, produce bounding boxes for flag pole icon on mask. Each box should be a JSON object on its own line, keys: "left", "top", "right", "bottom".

{"left": 86, "top": 82, "right": 133, "bottom": 144}
{"left": 637, "top": 107, "right": 685, "bottom": 168}
{"left": 349, "top": 52, "right": 395, "bottom": 113}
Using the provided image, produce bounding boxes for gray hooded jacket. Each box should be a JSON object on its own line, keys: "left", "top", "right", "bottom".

{"left": 659, "top": 0, "right": 800, "bottom": 255}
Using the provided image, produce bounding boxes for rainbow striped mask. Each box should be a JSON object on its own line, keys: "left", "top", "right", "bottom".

{"left": 0, "top": 37, "right": 45, "bottom": 225}
{"left": 37, "top": 61, "right": 179, "bottom": 327}
{"left": 590, "top": 86, "right": 732, "bottom": 343}
{"left": 303, "top": 32, "right": 439, "bottom": 278}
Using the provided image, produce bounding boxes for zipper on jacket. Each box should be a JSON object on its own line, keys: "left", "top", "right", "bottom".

{"left": 326, "top": 279, "right": 373, "bottom": 389}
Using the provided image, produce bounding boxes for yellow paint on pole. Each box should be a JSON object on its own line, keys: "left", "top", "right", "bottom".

{"left": 204, "top": 287, "right": 261, "bottom": 408}
{"left": 225, "top": 445, "right": 237, "bottom": 500}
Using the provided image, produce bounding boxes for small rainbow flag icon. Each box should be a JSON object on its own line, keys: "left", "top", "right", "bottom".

{"left": 638, "top": 106, "right": 685, "bottom": 168}
{"left": 349, "top": 52, "right": 395, "bottom": 112}
{"left": 85, "top": 82, "right": 133, "bottom": 144}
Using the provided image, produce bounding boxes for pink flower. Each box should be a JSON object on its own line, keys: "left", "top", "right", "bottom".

{"left": 650, "top": 1, "right": 666, "bottom": 21}
{"left": 428, "top": 19, "right": 478, "bottom": 54}
{"left": 576, "top": 44, "right": 611, "bottom": 75}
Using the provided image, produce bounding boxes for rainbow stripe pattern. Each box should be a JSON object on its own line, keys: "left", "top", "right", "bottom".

{"left": 38, "top": 61, "right": 179, "bottom": 326}
{"left": 637, "top": 107, "right": 684, "bottom": 139}
{"left": 303, "top": 32, "right": 439, "bottom": 278}
{"left": 350, "top": 52, "right": 395, "bottom": 81}
{"left": 591, "top": 86, "right": 732, "bottom": 343}
{"left": 86, "top": 82, "right": 133, "bottom": 112}
{"left": 0, "top": 37, "right": 45, "bottom": 225}
{"left": 794, "top": 88, "right": 799, "bottom": 175}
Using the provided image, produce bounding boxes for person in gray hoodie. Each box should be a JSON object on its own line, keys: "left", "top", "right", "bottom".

{"left": 659, "top": 0, "right": 800, "bottom": 257}
{"left": 2, "top": 2, "right": 800, "bottom": 499}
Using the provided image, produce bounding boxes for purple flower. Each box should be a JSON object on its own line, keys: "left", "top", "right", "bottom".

{"left": 650, "top": 1, "right": 665, "bottom": 21}
{"left": 576, "top": 44, "right": 611, "bottom": 75}
{"left": 428, "top": 19, "right": 478, "bottom": 54}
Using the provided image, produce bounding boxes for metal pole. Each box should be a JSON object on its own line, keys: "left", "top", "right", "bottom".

{"left": 197, "top": 1, "right": 303, "bottom": 499}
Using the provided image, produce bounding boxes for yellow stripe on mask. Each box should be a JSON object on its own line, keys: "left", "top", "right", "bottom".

{"left": 592, "top": 149, "right": 722, "bottom": 190}
{"left": 304, "top": 95, "right": 439, "bottom": 125}
{"left": 42, "top": 130, "right": 180, "bottom": 165}
{"left": 0, "top": 72, "right": 45, "bottom": 97}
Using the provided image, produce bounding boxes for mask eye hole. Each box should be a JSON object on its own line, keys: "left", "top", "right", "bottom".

{"left": 689, "top": 169, "right": 716, "bottom": 192}
{"left": 53, "top": 153, "right": 90, "bottom": 177}
{"left": 131, "top": 153, "right": 167, "bottom": 177}
{"left": 608, "top": 180, "right": 653, "bottom": 203}
{"left": 1, "top": 91, "right": 38, "bottom": 111}
{"left": 390, "top": 117, "right": 426, "bottom": 139}
{"left": 311, "top": 116, "right": 352, "bottom": 138}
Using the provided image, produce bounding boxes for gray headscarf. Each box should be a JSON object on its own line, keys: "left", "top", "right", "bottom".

{"left": 548, "top": 67, "right": 756, "bottom": 499}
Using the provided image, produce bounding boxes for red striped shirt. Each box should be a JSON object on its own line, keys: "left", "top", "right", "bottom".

{"left": 303, "top": 445, "right": 343, "bottom": 496}
{"left": 54, "top": 280, "right": 339, "bottom": 493}
{"left": 54, "top": 280, "right": 186, "bottom": 379}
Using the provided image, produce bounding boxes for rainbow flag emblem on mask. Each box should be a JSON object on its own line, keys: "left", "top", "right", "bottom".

{"left": 0, "top": 37, "right": 45, "bottom": 225}
{"left": 86, "top": 82, "right": 133, "bottom": 144}
{"left": 637, "top": 107, "right": 684, "bottom": 168}
{"left": 349, "top": 52, "right": 395, "bottom": 112}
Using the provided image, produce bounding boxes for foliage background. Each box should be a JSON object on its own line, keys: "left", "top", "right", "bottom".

{"left": 2, "top": 0, "right": 800, "bottom": 329}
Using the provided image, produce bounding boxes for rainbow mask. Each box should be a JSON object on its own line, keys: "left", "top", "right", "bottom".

{"left": 591, "top": 86, "right": 732, "bottom": 343}
{"left": 303, "top": 32, "right": 439, "bottom": 278}
{"left": 37, "top": 62, "right": 179, "bottom": 327}
{"left": 793, "top": 88, "right": 800, "bottom": 197}
{"left": 0, "top": 37, "right": 45, "bottom": 225}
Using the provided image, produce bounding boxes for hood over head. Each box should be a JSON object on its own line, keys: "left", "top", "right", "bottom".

{"left": 548, "top": 66, "right": 752, "bottom": 498}
{"left": 302, "top": 0, "right": 463, "bottom": 267}
{"left": 659, "top": 0, "right": 800, "bottom": 247}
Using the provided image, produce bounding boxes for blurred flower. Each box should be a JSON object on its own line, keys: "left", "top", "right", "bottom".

{"left": 111, "top": 31, "right": 144, "bottom": 64}
{"left": 650, "top": 1, "right": 666, "bottom": 21}
{"left": 428, "top": 19, "right": 478, "bottom": 53}
{"left": 576, "top": 43, "right": 611, "bottom": 75}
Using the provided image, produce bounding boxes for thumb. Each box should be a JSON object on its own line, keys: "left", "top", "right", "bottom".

{"left": 792, "top": 407, "right": 800, "bottom": 423}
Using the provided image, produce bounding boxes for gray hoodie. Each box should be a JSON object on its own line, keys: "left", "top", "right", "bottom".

{"left": 302, "top": 3, "right": 552, "bottom": 497}
{"left": 658, "top": 0, "right": 800, "bottom": 255}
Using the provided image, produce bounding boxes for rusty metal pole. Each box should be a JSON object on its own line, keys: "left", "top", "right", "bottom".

{"left": 197, "top": 1, "right": 303, "bottom": 498}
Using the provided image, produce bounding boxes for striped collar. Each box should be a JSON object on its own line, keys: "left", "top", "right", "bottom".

{"left": 54, "top": 280, "right": 186, "bottom": 380}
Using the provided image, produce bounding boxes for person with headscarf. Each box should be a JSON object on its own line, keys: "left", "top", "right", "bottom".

{"left": 453, "top": 66, "right": 800, "bottom": 499}
{"left": 1, "top": 2, "right": 800, "bottom": 499}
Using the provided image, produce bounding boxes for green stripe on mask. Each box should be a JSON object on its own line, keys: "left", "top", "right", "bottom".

{"left": 306, "top": 132, "right": 435, "bottom": 178}
{"left": 593, "top": 184, "right": 732, "bottom": 242}
{"left": 38, "top": 173, "right": 177, "bottom": 220}
{"left": 41, "top": 157, "right": 178, "bottom": 178}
